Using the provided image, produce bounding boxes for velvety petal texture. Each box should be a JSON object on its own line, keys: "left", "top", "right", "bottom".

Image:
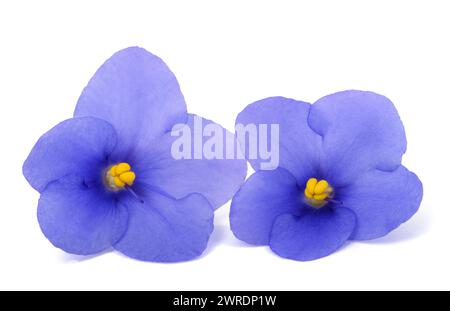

{"left": 38, "top": 176, "right": 128, "bottom": 255}
{"left": 114, "top": 188, "right": 214, "bottom": 262}
{"left": 131, "top": 114, "right": 247, "bottom": 210}
{"left": 309, "top": 90, "right": 407, "bottom": 186}
{"left": 235, "top": 97, "right": 321, "bottom": 181}
{"left": 230, "top": 168, "right": 301, "bottom": 245}
{"left": 269, "top": 207, "right": 356, "bottom": 261}
{"left": 23, "top": 117, "right": 117, "bottom": 192}
{"left": 75, "top": 47, "right": 187, "bottom": 160}
{"left": 342, "top": 166, "right": 423, "bottom": 240}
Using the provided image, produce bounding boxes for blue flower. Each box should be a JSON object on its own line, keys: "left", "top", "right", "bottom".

{"left": 230, "top": 91, "right": 423, "bottom": 261}
{"left": 23, "top": 47, "right": 247, "bottom": 262}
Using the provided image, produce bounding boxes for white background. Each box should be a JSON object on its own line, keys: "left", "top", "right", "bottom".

{"left": 0, "top": 0, "right": 449, "bottom": 290}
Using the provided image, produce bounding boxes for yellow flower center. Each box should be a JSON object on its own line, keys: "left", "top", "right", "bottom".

{"left": 105, "top": 162, "right": 136, "bottom": 191}
{"left": 304, "top": 178, "right": 333, "bottom": 208}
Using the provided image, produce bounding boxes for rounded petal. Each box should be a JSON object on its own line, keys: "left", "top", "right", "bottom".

{"left": 75, "top": 47, "right": 187, "bottom": 160}
{"left": 114, "top": 188, "right": 214, "bottom": 262}
{"left": 269, "top": 207, "right": 356, "bottom": 261}
{"left": 131, "top": 114, "right": 247, "bottom": 210}
{"left": 308, "top": 90, "right": 407, "bottom": 186}
{"left": 38, "top": 176, "right": 128, "bottom": 255}
{"left": 230, "top": 168, "right": 302, "bottom": 245}
{"left": 342, "top": 166, "right": 423, "bottom": 240}
{"left": 235, "top": 97, "right": 322, "bottom": 180}
{"left": 23, "top": 117, "right": 117, "bottom": 192}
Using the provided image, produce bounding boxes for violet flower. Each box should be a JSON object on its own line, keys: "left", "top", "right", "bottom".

{"left": 230, "top": 91, "right": 423, "bottom": 261}
{"left": 23, "top": 47, "right": 247, "bottom": 262}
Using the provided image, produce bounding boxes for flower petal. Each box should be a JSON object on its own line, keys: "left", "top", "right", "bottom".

{"left": 235, "top": 97, "right": 322, "bottom": 180}
{"left": 23, "top": 117, "right": 117, "bottom": 192}
{"left": 342, "top": 166, "right": 423, "bottom": 240}
{"left": 75, "top": 47, "right": 187, "bottom": 160}
{"left": 38, "top": 176, "right": 128, "bottom": 255}
{"left": 113, "top": 188, "right": 214, "bottom": 262}
{"left": 269, "top": 207, "right": 356, "bottom": 261}
{"left": 308, "top": 90, "right": 407, "bottom": 186}
{"left": 130, "top": 114, "right": 247, "bottom": 210}
{"left": 230, "top": 168, "right": 302, "bottom": 245}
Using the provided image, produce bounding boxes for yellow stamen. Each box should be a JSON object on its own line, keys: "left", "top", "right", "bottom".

{"left": 115, "top": 163, "right": 131, "bottom": 176}
{"left": 314, "top": 180, "right": 329, "bottom": 194}
{"left": 313, "top": 193, "right": 328, "bottom": 201}
{"left": 306, "top": 178, "right": 318, "bottom": 194}
{"left": 114, "top": 176, "right": 126, "bottom": 188}
{"left": 304, "top": 177, "right": 333, "bottom": 208}
{"left": 119, "top": 171, "right": 136, "bottom": 186}
{"left": 304, "top": 188, "right": 313, "bottom": 199}
{"left": 105, "top": 162, "right": 136, "bottom": 190}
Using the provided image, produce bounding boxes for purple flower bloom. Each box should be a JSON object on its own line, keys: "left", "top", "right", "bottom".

{"left": 23, "top": 47, "right": 247, "bottom": 262}
{"left": 230, "top": 91, "right": 423, "bottom": 261}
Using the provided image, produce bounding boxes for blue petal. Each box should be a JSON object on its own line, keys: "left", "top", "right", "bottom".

{"left": 113, "top": 188, "right": 214, "bottom": 262}
{"left": 130, "top": 114, "right": 247, "bottom": 210}
{"left": 308, "top": 90, "right": 407, "bottom": 186}
{"left": 230, "top": 168, "right": 302, "bottom": 245}
{"left": 75, "top": 47, "right": 187, "bottom": 160}
{"left": 235, "top": 97, "right": 322, "bottom": 181}
{"left": 341, "top": 166, "right": 423, "bottom": 240}
{"left": 269, "top": 207, "right": 356, "bottom": 261}
{"left": 38, "top": 176, "right": 128, "bottom": 255}
{"left": 23, "top": 117, "right": 117, "bottom": 192}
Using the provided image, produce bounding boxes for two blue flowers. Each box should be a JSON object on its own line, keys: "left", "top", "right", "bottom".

{"left": 23, "top": 47, "right": 423, "bottom": 262}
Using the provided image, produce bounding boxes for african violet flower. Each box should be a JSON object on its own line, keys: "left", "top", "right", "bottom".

{"left": 23, "top": 47, "right": 246, "bottom": 262}
{"left": 230, "top": 91, "right": 423, "bottom": 261}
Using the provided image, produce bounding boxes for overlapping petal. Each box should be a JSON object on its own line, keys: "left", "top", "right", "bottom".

{"left": 38, "top": 176, "right": 128, "bottom": 255}
{"left": 308, "top": 90, "right": 407, "bottom": 186}
{"left": 269, "top": 207, "right": 356, "bottom": 261}
{"left": 130, "top": 114, "right": 247, "bottom": 210}
{"left": 235, "top": 97, "right": 322, "bottom": 181}
{"left": 113, "top": 187, "right": 214, "bottom": 262}
{"left": 341, "top": 165, "right": 423, "bottom": 240}
{"left": 75, "top": 47, "right": 187, "bottom": 160}
{"left": 230, "top": 168, "right": 302, "bottom": 245}
{"left": 23, "top": 117, "right": 117, "bottom": 192}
